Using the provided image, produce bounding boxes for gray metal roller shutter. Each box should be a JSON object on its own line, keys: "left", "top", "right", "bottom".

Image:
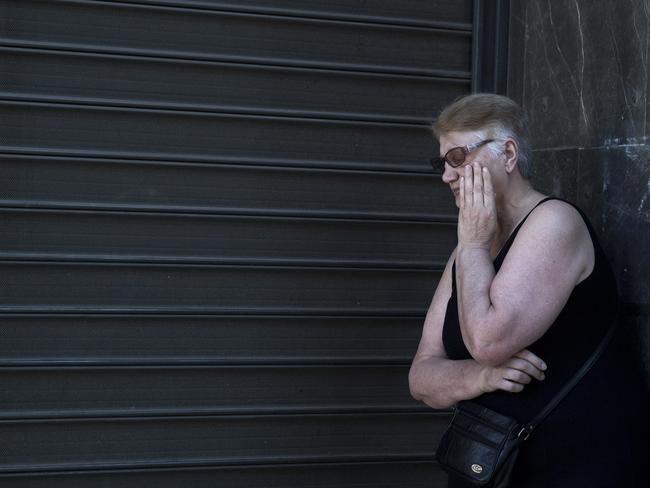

{"left": 0, "top": 0, "right": 483, "bottom": 485}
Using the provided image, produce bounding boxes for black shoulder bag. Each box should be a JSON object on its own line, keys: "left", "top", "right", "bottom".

{"left": 434, "top": 319, "right": 617, "bottom": 487}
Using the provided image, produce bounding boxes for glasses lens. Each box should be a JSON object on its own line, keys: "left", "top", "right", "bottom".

{"left": 446, "top": 147, "right": 467, "bottom": 167}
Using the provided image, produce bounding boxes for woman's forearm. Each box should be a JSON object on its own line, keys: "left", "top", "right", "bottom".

{"left": 408, "top": 356, "right": 485, "bottom": 409}
{"left": 455, "top": 244, "right": 500, "bottom": 362}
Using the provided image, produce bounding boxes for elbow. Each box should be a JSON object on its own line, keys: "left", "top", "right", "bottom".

{"left": 467, "top": 339, "right": 511, "bottom": 367}
{"left": 463, "top": 314, "right": 514, "bottom": 367}
{"left": 464, "top": 327, "right": 510, "bottom": 367}
{"left": 408, "top": 363, "right": 423, "bottom": 401}
{"left": 408, "top": 362, "right": 453, "bottom": 409}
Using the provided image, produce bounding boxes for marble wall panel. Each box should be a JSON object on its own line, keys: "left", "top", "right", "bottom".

{"left": 578, "top": 145, "right": 650, "bottom": 305}
{"left": 511, "top": 0, "right": 649, "bottom": 150}
{"left": 529, "top": 148, "right": 579, "bottom": 201}
{"left": 509, "top": 0, "right": 650, "bottom": 392}
{"left": 507, "top": 1, "right": 526, "bottom": 105}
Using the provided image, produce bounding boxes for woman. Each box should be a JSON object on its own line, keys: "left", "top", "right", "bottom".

{"left": 408, "top": 94, "right": 638, "bottom": 487}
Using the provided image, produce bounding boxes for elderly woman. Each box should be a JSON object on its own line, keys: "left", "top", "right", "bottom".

{"left": 408, "top": 94, "right": 637, "bottom": 487}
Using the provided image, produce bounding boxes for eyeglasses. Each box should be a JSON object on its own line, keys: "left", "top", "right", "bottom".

{"left": 430, "top": 139, "right": 495, "bottom": 171}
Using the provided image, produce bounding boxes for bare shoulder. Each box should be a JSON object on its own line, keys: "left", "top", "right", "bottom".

{"left": 524, "top": 198, "right": 588, "bottom": 232}
{"left": 499, "top": 198, "right": 594, "bottom": 288}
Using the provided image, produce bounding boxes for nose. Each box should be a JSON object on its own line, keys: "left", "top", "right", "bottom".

{"left": 441, "top": 162, "right": 460, "bottom": 184}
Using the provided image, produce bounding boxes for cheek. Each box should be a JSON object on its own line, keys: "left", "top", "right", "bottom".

{"left": 486, "top": 167, "right": 506, "bottom": 189}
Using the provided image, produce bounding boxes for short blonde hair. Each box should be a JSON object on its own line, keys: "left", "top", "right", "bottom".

{"left": 433, "top": 93, "right": 532, "bottom": 178}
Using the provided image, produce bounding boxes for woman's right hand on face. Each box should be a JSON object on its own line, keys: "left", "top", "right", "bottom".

{"left": 478, "top": 349, "right": 547, "bottom": 394}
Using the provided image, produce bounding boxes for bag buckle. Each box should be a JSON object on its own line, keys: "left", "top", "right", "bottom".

{"left": 517, "top": 426, "right": 533, "bottom": 441}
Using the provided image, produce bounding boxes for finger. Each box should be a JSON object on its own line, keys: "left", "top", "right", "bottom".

{"left": 499, "top": 379, "right": 524, "bottom": 393}
{"left": 504, "top": 358, "right": 545, "bottom": 381}
{"left": 502, "top": 368, "right": 532, "bottom": 385}
{"left": 482, "top": 166, "right": 496, "bottom": 210}
{"left": 459, "top": 176, "right": 465, "bottom": 209}
{"left": 473, "top": 162, "right": 483, "bottom": 206}
{"left": 464, "top": 164, "right": 473, "bottom": 206}
{"left": 515, "top": 349, "right": 548, "bottom": 372}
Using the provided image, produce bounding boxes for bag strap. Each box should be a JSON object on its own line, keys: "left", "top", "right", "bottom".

{"left": 517, "top": 307, "right": 618, "bottom": 441}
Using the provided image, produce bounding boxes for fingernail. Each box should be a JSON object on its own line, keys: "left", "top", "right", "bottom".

{"left": 541, "top": 363, "right": 547, "bottom": 370}
{"left": 541, "top": 373, "right": 546, "bottom": 380}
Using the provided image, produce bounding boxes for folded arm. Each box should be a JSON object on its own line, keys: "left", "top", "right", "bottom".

{"left": 455, "top": 164, "right": 594, "bottom": 366}
{"left": 408, "top": 251, "right": 547, "bottom": 409}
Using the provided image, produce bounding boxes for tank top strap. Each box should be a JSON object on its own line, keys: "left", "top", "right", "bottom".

{"left": 453, "top": 196, "right": 588, "bottom": 283}
{"left": 538, "top": 197, "right": 602, "bottom": 246}
{"left": 493, "top": 196, "right": 558, "bottom": 265}
{"left": 452, "top": 196, "right": 557, "bottom": 287}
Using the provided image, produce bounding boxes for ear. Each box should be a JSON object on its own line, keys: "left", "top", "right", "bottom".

{"left": 503, "top": 139, "right": 519, "bottom": 174}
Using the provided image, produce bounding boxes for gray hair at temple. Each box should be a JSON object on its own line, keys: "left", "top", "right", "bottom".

{"left": 432, "top": 93, "right": 533, "bottom": 179}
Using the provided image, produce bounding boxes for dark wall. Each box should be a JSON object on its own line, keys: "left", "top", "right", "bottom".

{"left": 0, "top": 0, "right": 474, "bottom": 485}
{"left": 508, "top": 0, "right": 650, "bottom": 413}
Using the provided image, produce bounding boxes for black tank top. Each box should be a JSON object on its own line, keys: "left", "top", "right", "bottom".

{"left": 442, "top": 199, "right": 641, "bottom": 486}
{"left": 441, "top": 196, "right": 619, "bottom": 423}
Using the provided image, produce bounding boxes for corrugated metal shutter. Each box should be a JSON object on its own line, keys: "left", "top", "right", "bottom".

{"left": 0, "top": 0, "right": 473, "bottom": 485}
